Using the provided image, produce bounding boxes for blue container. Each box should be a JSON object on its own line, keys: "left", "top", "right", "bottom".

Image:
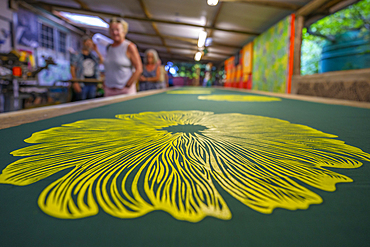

{"left": 319, "top": 30, "right": 370, "bottom": 73}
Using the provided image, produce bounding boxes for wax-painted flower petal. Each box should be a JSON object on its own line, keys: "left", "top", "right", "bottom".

{"left": 1, "top": 111, "right": 369, "bottom": 222}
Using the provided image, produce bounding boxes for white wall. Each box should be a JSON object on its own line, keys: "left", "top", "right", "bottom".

{"left": 0, "top": 0, "right": 13, "bottom": 52}
{"left": 0, "top": 0, "right": 13, "bottom": 20}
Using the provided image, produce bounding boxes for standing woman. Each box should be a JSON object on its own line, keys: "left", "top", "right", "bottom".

{"left": 104, "top": 18, "right": 143, "bottom": 96}
{"left": 139, "top": 49, "right": 161, "bottom": 91}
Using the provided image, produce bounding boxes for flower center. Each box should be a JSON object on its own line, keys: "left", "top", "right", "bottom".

{"left": 160, "top": 124, "right": 208, "bottom": 135}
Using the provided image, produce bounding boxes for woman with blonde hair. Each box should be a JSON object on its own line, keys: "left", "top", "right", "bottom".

{"left": 139, "top": 49, "right": 161, "bottom": 91}
{"left": 104, "top": 18, "right": 143, "bottom": 96}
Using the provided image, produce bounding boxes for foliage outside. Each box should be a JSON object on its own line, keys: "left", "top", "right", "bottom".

{"left": 301, "top": 0, "right": 370, "bottom": 75}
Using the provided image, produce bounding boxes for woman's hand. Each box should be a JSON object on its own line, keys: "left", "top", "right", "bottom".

{"left": 72, "top": 82, "right": 82, "bottom": 93}
{"left": 139, "top": 75, "right": 146, "bottom": 81}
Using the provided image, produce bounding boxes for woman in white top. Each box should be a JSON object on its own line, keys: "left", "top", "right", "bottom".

{"left": 104, "top": 18, "right": 143, "bottom": 96}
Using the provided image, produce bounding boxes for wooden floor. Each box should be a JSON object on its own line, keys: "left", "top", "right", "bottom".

{"left": 1, "top": 87, "right": 370, "bottom": 130}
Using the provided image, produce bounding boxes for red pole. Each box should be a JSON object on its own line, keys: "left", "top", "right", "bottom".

{"left": 287, "top": 13, "right": 296, "bottom": 94}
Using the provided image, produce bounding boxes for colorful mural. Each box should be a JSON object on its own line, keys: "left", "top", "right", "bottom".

{"left": 241, "top": 42, "right": 253, "bottom": 89}
{"left": 16, "top": 8, "right": 39, "bottom": 48}
{"left": 242, "top": 43, "right": 253, "bottom": 75}
{"left": 37, "top": 48, "right": 71, "bottom": 86}
{"left": 224, "top": 56, "right": 234, "bottom": 87}
{"left": 252, "top": 15, "right": 292, "bottom": 93}
{"left": 0, "top": 19, "right": 11, "bottom": 53}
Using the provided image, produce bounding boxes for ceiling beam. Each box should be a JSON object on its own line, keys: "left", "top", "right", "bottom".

{"left": 212, "top": 41, "right": 241, "bottom": 49}
{"left": 137, "top": 0, "right": 171, "bottom": 54}
{"left": 41, "top": 3, "right": 260, "bottom": 36}
{"left": 208, "top": 2, "right": 224, "bottom": 38}
{"left": 128, "top": 31, "right": 158, "bottom": 37}
{"left": 317, "top": 0, "right": 346, "bottom": 10}
{"left": 316, "top": 0, "right": 359, "bottom": 14}
{"left": 162, "top": 35, "right": 198, "bottom": 45}
{"left": 123, "top": 15, "right": 259, "bottom": 36}
{"left": 72, "top": 0, "right": 89, "bottom": 10}
{"left": 137, "top": 47, "right": 223, "bottom": 62}
{"left": 221, "top": 0, "right": 302, "bottom": 10}
{"left": 128, "top": 31, "right": 242, "bottom": 49}
{"left": 296, "top": 0, "right": 333, "bottom": 16}
{"left": 328, "top": 0, "right": 359, "bottom": 13}
{"left": 133, "top": 41, "right": 233, "bottom": 57}
{"left": 138, "top": 49, "right": 218, "bottom": 63}
{"left": 304, "top": 0, "right": 359, "bottom": 27}
{"left": 205, "top": 1, "right": 242, "bottom": 61}
{"left": 135, "top": 41, "right": 191, "bottom": 51}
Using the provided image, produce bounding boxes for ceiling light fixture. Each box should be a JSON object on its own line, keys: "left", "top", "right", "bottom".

{"left": 197, "top": 30, "right": 208, "bottom": 48}
{"left": 59, "top": 12, "right": 109, "bottom": 28}
{"left": 207, "top": 0, "right": 219, "bottom": 6}
{"left": 194, "top": 51, "right": 202, "bottom": 61}
{"left": 205, "top": 37, "right": 213, "bottom": 47}
{"left": 92, "top": 33, "right": 113, "bottom": 46}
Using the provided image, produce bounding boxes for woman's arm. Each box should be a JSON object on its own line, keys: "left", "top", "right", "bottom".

{"left": 70, "top": 65, "right": 82, "bottom": 93}
{"left": 93, "top": 43, "right": 104, "bottom": 64}
{"left": 141, "top": 65, "right": 161, "bottom": 82}
{"left": 125, "top": 43, "right": 143, "bottom": 87}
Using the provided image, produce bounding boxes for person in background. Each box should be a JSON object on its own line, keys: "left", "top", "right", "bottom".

{"left": 139, "top": 49, "right": 161, "bottom": 91}
{"left": 157, "top": 60, "right": 168, "bottom": 89}
{"left": 203, "top": 62, "right": 213, "bottom": 87}
{"left": 167, "top": 70, "right": 174, "bottom": 87}
{"left": 104, "top": 18, "right": 142, "bottom": 96}
{"left": 70, "top": 36, "right": 103, "bottom": 101}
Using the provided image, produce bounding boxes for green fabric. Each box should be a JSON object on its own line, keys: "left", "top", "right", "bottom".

{"left": 1, "top": 87, "right": 369, "bottom": 246}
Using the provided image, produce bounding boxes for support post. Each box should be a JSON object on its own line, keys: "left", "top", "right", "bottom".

{"left": 293, "top": 15, "right": 304, "bottom": 76}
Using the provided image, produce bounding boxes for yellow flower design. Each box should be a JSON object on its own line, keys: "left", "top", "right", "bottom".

{"left": 198, "top": 95, "right": 281, "bottom": 102}
{"left": 167, "top": 90, "right": 212, "bottom": 94}
{"left": 0, "top": 111, "right": 369, "bottom": 222}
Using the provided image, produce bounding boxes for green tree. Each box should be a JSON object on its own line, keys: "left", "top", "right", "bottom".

{"left": 173, "top": 62, "right": 205, "bottom": 79}
{"left": 301, "top": 0, "right": 370, "bottom": 75}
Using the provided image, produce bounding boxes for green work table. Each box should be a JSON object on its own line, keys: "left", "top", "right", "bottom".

{"left": 1, "top": 87, "right": 369, "bottom": 247}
